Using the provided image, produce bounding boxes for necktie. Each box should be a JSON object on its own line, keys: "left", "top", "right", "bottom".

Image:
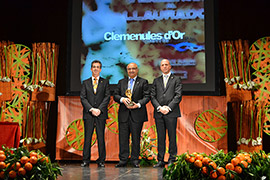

{"left": 93, "top": 78, "right": 98, "bottom": 94}
{"left": 164, "top": 75, "right": 169, "bottom": 88}
{"left": 129, "top": 78, "right": 134, "bottom": 91}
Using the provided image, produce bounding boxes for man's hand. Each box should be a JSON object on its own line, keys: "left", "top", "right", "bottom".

{"left": 127, "top": 103, "right": 139, "bottom": 109}
{"left": 159, "top": 106, "right": 170, "bottom": 115}
{"left": 91, "top": 108, "right": 101, "bottom": 117}
{"left": 122, "top": 98, "right": 131, "bottom": 107}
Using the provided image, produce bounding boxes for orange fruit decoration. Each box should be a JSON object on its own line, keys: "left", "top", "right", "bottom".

{"left": 210, "top": 170, "right": 218, "bottom": 179}
{"left": 29, "top": 151, "right": 38, "bottom": 158}
{"left": 0, "top": 154, "right": 6, "bottom": 162}
{"left": 20, "top": 156, "right": 29, "bottom": 164}
{"left": 185, "top": 154, "right": 190, "bottom": 161}
{"left": 209, "top": 161, "right": 217, "bottom": 170}
{"left": 244, "top": 155, "right": 252, "bottom": 163}
{"left": 217, "top": 167, "right": 226, "bottom": 175}
{"left": 225, "top": 163, "right": 235, "bottom": 171}
{"left": 188, "top": 157, "right": 195, "bottom": 163}
{"left": 0, "top": 171, "right": 5, "bottom": 179}
{"left": 217, "top": 175, "right": 226, "bottom": 180}
{"left": 240, "top": 160, "right": 248, "bottom": 168}
{"left": 18, "top": 167, "right": 26, "bottom": 176}
{"left": 201, "top": 166, "right": 208, "bottom": 175}
{"left": 30, "top": 156, "right": 38, "bottom": 165}
{"left": 0, "top": 161, "right": 6, "bottom": 169}
{"left": 12, "top": 162, "right": 21, "bottom": 171}
{"left": 195, "top": 154, "right": 204, "bottom": 161}
{"left": 194, "top": 160, "right": 203, "bottom": 168}
{"left": 202, "top": 157, "right": 211, "bottom": 165}
{"left": 9, "top": 170, "right": 17, "bottom": 179}
{"left": 236, "top": 153, "right": 245, "bottom": 161}
{"left": 235, "top": 165, "right": 242, "bottom": 174}
{"left": 231, "top": 157, "right": 240, "bottom": 166}
{"left": 41, "top": 157, "right": 49, "bottom": 163}
{"left": 24, "top": 162, "right": 33, "bottom": 171}
{"left": 0, "top": 150, "right": 4, "bottom": 155}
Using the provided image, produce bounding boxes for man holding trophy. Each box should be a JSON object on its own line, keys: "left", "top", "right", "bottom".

{"left": 114, "top": 63, "right": 150, "bottom": 168}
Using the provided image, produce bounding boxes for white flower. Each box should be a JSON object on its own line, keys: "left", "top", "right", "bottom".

{"left": 237, "top": 140, "right": 241, "bottom": 145}
{"left": 242, "top": 84, "right": 248, "bottom": 90}
{"left": 1, "top": 76, "right": 11, "bottom": 82}
{"left": 231, "top": 77, "right": 235, "bottom": 83}
{"left": 40, "top": 80, "right": 55, "bottom": 87}
{"left": 252, "top": 139, "right": 257, "bottom": 146}
{"left": 235, "top": 76, "right": 241, "bottom": 82}
{"left": 238, "top": 84, "right": 243, "bottom": 88}
{"left": 244, "top": 139, "right": 250, "bottom": 145}
{"left": 241, "top": 138, "right": 246, "bottom": 144}
{"left": 224, "top": 78, "right": 229, "bottom": 83}
{"left": 257, "top": 137, "right": 262, "bottom": 145}
{"left": 233, "top": 84, "right": 238, "bottom": 89}
{"left": 262, "top": 176, "right": 267, "bottom": 180}
{"left": 0, "top": 92, "right": 2, "bottom": 96}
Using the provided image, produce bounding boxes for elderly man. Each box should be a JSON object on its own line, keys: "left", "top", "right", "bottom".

{"left": 114, "top": 63, "right": 150, "bottom": 168}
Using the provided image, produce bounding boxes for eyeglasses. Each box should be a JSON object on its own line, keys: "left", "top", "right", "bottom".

{"left": 127, "top": 67, "right": 137, "bottom": 71}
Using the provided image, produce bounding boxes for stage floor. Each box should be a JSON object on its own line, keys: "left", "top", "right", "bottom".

{"left": 57, "top": 162, "right": 164, "bottom": 180}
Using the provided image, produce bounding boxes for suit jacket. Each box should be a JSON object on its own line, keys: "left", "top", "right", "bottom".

{"left": 114, "top": 76, "right": 150, "bottom": 123}
{"left": 151, "top": 74, "right": 182, "bottom": 118}
{"left": 80, "top": 77, "right": 110, "bottom": 120}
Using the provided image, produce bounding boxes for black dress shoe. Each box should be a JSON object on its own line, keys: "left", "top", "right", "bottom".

{"left": 153, "top": 161, "right": 165, "bottom": 168}
{"left": 97, "top": 162, "right": 105, "bottom": 167}
{"left": 81, "top": 162, "right": 89, "bottom": 167}
{"left": 115, "top": 161, "right": 127, "bottom": 168}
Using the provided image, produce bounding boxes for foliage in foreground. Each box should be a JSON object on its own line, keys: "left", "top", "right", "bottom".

{"left": 0, "top": 146, "right": 62, "bottom": 180}
{"left": 163, "top": 150, "right": 270, "bottom": 180}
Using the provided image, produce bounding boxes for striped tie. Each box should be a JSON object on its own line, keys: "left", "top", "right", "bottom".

{"left": 93, "top": 78, "right": 98, "bottom": 94}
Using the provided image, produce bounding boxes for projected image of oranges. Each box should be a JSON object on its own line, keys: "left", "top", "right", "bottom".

{"left": 195, "top": 109, "right": 227, "bottom": 142}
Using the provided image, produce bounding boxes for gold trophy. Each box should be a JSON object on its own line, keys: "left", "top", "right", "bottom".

{"left": 125, "top": 88, "right": 135, "bottom": 106}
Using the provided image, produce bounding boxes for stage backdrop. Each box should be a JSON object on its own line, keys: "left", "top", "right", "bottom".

{"left": 56, "top": 96, "right": 227, "bottom": 161}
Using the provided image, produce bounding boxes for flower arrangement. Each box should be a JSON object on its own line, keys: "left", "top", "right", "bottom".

{"left": 236, "top": 103, "right": 264, "bottom": 147}
{"left": 163, "top": 150, "right": 270, "bottom": 180}
{"left": 20, "top": 106, "right": 46, "bottom": 145}
{"left": 220, "top": 41, "right": 259, "bottom": 91}
{"left": 0, "top": 146, "right": 62, "bottom": 180}
{"left": 139, "top": 127, "right": 157, "bottom": 166}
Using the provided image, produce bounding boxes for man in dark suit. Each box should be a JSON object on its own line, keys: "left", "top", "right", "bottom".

{"left": 151, "top": 59, "right": 182, "bottom": 168}
{"left": 114, "top": 63, "right": 150, "bottom": 168}
{"left": 80, "top": 60, "right": 110, "bottom": 167}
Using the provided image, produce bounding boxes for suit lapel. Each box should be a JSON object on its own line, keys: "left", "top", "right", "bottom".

{"left": 158, "top": 76, "right": 165, "bottom": 91}
{"left": 96, "top": 77, "right": 103, "bottom": 94}
{"left": 123, "top": 78, "right": 128, "bottom": 92}
{"left": 132, "top": 77, "right": 140, "bottom": 94}
{"left": 87, "top": 78, "right": 94, "bottom": 94}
